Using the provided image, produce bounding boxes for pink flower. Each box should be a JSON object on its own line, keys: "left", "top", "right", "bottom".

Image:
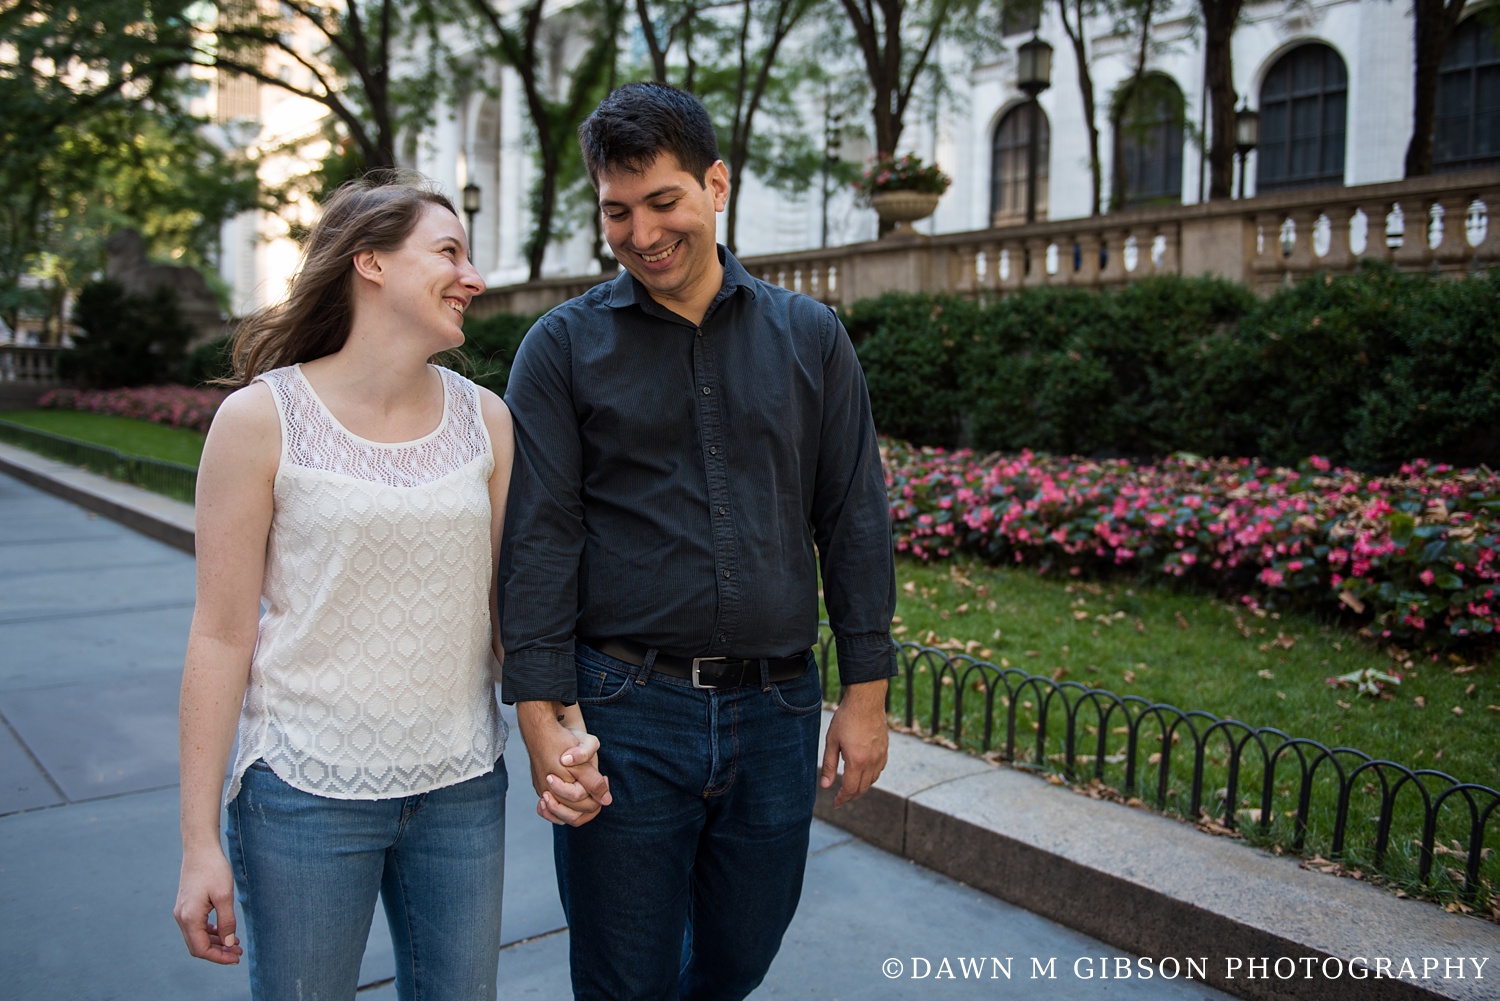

{"left": 1419, "top": 569, "right": 1435, "bottom": 586}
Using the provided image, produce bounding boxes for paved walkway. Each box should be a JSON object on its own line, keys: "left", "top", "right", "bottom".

{"left": 0, "top": 469, "right": 1241, "bottom": 1000}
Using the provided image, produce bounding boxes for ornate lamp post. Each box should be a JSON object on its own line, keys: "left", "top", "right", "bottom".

{"left": 1016, "top": 34, "right": 1053, "bottom": 224}
{"left": 821, "top": 106, "right": 843, "bottom": 248}
{"left": 1234, "top": 101, "right": 1259, "bottom": 201}
{"left": 462, "top": 181, "right": 482, "bottom": 248}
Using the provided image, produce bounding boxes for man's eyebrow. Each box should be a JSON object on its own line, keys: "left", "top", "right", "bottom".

{"left": 600, "top": 184, "right": 687, "bottom": 208}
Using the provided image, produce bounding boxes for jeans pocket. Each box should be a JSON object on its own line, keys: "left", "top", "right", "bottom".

{"left": 769, "top": 667, "right": 824, "bottom": 715}
{"left": 575, "top": 664, "right": 635, "bottom": 705}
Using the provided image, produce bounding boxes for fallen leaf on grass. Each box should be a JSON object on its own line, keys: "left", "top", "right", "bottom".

{"left": 1414, "top": 696, "right": 1427, "bottom": 709}
{"left": 1451, "top": 706, "right": 1464, "bottom": 716}
{"left": 1258, "top": 669, "right": 1275, "bottom": 680}
{"left": 1338, "top": 591, "right": 1365, "bottom": 614}
{"left": 1175, "top": 611, "right": 1191, "bottom": 630}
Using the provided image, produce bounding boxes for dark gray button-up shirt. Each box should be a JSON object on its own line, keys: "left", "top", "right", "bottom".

{"left": 499, "top": 248, "right": 896, "bottom": 703}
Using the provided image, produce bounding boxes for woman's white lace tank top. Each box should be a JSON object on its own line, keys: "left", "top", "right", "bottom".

{"left": 226, "top": 364, "right": 506, "bottom": 804}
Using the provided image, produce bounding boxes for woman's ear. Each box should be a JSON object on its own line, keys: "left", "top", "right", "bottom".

{"left": 352, "top": 248, "right": 385, "bottom": 287}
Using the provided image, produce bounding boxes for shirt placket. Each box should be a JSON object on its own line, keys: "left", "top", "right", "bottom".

{"left": 692, "top": 321, "right": 741, "bottom": 655}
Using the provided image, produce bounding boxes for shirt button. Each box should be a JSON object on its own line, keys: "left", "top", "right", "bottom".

{"left": 717, "top": 633, "right": 727, "bottom": 643}
{"left": 702, "top": 386, "right": 711, "bottom": 395}
{"left": 722, "top": 570, "right": 731, "bottom": 579}
{"left": 718, "top": 506, "right": 727, "bottom": 515}
{"left": 709, "top": 446, "right": 718, "bottom": 455}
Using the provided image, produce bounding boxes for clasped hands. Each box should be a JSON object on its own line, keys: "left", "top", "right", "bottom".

{"left": 516, "top": 701, "right": 612, "bottom": 826}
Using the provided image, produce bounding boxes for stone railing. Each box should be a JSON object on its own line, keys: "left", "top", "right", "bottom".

{"left": 0, "top": 344, "right": 64, "bottom": 409}
{"left": 472, "top": 169, "right": 1499, "bottom": 314}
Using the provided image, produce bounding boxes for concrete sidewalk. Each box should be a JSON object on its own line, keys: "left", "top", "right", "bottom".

{"left": 0, "top": 465, "right": 1234, "bottom": 1000}
{"left": 1, "top": 442, "right": 1495, "bottom": 1001}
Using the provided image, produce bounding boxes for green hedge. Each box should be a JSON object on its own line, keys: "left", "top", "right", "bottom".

{"left": 842, "top": 265, "right": 1500, "bottom": 470}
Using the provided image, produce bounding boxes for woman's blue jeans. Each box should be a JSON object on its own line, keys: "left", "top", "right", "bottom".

{"left": 226, "top": 757, "right": 508, "bottom": 1001}
{"left": 556, "top": 642, "right": 823, "bottom": 1001}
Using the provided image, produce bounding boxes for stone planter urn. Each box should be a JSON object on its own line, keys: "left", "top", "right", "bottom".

{"left": 870, "top": 190, "right": 943, "bottom": 238}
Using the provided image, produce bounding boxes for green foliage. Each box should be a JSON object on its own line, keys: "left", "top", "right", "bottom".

{"left": 0, "top": 0, "right": 257, "bottom": 335}
{"left": 62, "top": 280, "right": 195, "bottom": 389}
{"left": 846, "top": 267, "right": 1499, "bottom": 469}
{"left": 456, "top": 310, "right": 543, "bottom": 394}
{"left": 179, "top": 335, "right": 235, "bottom": 387}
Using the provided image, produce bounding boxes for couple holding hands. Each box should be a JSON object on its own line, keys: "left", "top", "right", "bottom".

{"left": 173, "top": 82, "right": 897, "bottom": 1001}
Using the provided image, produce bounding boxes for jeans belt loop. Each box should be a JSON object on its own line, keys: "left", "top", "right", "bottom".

{"left": 690, "top": 655, "right": 728, "bottom": 689}
{"left": 759, "top": 658, "right": 772, "bottom": 691}
{"left": 638, "top": 647, "right": 658, "bottom": 686}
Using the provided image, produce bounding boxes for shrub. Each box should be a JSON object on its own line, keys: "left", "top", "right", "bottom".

{"left": 457, "top": 310, "right": 541, "bottom": 395}
{"left": 39, "top": 384, "right": 228, "bottom": 433}
{"left": 62, "top": 281, "right": 195, "bottom": 389}
{"left": 179, "top": 334, "right": 234, "bottom": 387}
{"left": 885, "top": 440, "right": 1500, "bottom": 656}
{"left": 845, "top": 267, "right": 1498, "bottom": 470}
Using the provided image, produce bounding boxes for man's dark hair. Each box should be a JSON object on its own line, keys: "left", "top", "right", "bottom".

{"left": 578, "top": 82, "right": 721, "bottom": 188}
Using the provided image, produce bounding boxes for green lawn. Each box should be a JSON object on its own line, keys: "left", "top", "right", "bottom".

{"left": 827, "top": 557, "right": 1499, "bottom": 909}
{"left": 2, "top": 410, "right": 207, "bottom": 465}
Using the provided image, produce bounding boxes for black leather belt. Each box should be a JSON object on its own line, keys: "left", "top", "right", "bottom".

{"left": 581, "top": 637, "right": 808, "bottom": 689}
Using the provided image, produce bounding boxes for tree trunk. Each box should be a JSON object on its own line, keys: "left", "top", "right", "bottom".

{"left": 1199, "top": 0, "right": 1241, "bottom": 201}
{"left": 1057, "top": 0, "right": 1100, "bottom": 216}
{"left": 1404, "top": 0, "right": 1465, "bottom": 176}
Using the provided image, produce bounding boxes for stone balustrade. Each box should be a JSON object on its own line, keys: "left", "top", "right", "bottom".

{"left": 470, "top": 169, "right": 1499, "bottom": 315}
{"left": 0, "top": 344, "right": 64, "bottom": 410}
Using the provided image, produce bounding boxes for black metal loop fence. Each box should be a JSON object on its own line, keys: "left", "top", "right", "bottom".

{"left": 0, "top": 420, "right": 198, "bottom": 503}
{"left": 816, "top": 630, "right": 1498, "bottom": 906}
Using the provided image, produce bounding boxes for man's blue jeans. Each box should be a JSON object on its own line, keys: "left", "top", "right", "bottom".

{"left": 227, "top": 757, "right": 508, "bottom": 1001}
{"left": 556, "top": 642, "right": 824, "bottom": 1001}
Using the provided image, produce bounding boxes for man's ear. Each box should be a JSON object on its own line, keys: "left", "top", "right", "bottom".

{"left": 706, "top": 160, "right": 730, "bottom": 213}
{"left": 352, "top": 248, "right": 385, "bottom": 287}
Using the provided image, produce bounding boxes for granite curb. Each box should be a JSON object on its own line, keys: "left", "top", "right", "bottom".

{"left": 0, "top": 441, "right": 195, "bottom": 554}
{"left": 2, "top": 442, "right": 1495, "bottom": 1001}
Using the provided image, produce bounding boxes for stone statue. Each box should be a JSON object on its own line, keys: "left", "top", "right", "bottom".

{"left": 104, "top": 229, "right": 226, "bottom": 345}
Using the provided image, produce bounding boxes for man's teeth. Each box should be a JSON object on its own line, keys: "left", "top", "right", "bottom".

{"left": 447, "top": 299, "right": 465, "bottom": 313}
{"left": 642, "top": 244, "right": 678, "bottom": 263}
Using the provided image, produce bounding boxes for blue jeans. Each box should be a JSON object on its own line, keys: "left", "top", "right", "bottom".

{"left": 556, "top": 643, "right": 824, "bottom": 1001}
{"left": 227, "top": 758, "right": 508, "bottom": 1001}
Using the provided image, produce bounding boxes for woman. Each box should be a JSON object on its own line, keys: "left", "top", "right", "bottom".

{"left": 172, "top": 174, "right": 597, "bottom": 999}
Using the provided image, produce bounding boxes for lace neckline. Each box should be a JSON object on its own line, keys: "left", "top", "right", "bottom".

{"left": 293, "top": 363, "right": 452, "bottom": 449}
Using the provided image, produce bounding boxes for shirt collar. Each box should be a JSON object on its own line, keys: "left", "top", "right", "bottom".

{"left": 603, "top": 245, "right": 760, "bottom": 312}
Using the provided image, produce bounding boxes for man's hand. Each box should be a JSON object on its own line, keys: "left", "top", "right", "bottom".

{"left": 819, "top": 678, "right": 890, "bottom": 807}
{"left": 516, "top": 701, "right": 611, "bottom": 826}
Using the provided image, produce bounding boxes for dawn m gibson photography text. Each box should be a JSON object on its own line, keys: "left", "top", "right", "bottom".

{"left": 880, "top": 955, "right": 1491, "bottom": 982}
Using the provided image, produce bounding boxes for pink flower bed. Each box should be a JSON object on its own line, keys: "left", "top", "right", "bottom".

{"left": 885, "top": 440, "right": 1500, "bottom": 653}
{"left": 39, "top": 385, "right": 228, "bottom": 435}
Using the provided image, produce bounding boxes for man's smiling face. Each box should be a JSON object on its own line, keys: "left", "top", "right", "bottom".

{"left": 598, "top": 153, "right": 730, "bottom": 320}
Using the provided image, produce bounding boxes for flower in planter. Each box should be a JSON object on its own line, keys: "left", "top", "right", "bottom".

{"left": 854, "top": 152, "right": 952, "bottom": 205}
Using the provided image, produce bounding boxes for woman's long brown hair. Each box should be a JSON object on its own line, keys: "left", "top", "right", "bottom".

{"left": 224, "top": 173, "right": 458, "bottom": 387}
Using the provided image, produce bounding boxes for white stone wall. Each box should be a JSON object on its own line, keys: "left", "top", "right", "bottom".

{"left": 219, "top": 0, "right": 1454, "bottom": 306}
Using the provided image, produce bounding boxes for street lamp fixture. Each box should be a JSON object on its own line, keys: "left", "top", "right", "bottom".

{"left": 1016, "top": 35, "right": 1053, "bottom": 224}
{"left": 462, "top": 181, "right": 482, "bottom": 245}
{"left": 821, "top": 106, "right": 843, "bottom": 248}
{"left": 1234, "top": 101, "right": 1259, "bottom": 201}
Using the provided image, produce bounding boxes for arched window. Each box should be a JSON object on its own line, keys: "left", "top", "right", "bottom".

{"left": 991, "top": 103, "right": 1049, "bottom": 225}
{"left": 1435, "top": 15, "right": 1500, "bottom": 171}
{"left": 1112, "top": 74, "right": 1185, "bottom": 209}
{"left": 1257, "top": 43, "right": 1348, "bottom": 192}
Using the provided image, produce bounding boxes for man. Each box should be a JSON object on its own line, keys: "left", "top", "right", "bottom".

{"left": 500, "top": 81, "right": 896, "bottom": 1001}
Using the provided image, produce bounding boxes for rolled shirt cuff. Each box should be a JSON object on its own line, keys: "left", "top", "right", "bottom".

{"left": 833, "top": 632, "right": 899, "bottom": 687}
{"left": 499, "top": 648, "right": 578, "bottom": 705}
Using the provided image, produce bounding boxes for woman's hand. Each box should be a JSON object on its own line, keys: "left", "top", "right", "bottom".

{"left": 174, "top": 845, "right": 243, "bottom": 964}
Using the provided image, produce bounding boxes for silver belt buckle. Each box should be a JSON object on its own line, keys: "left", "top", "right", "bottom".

{"left": 691, "top": 656, "right": 728, "bottom": 689}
